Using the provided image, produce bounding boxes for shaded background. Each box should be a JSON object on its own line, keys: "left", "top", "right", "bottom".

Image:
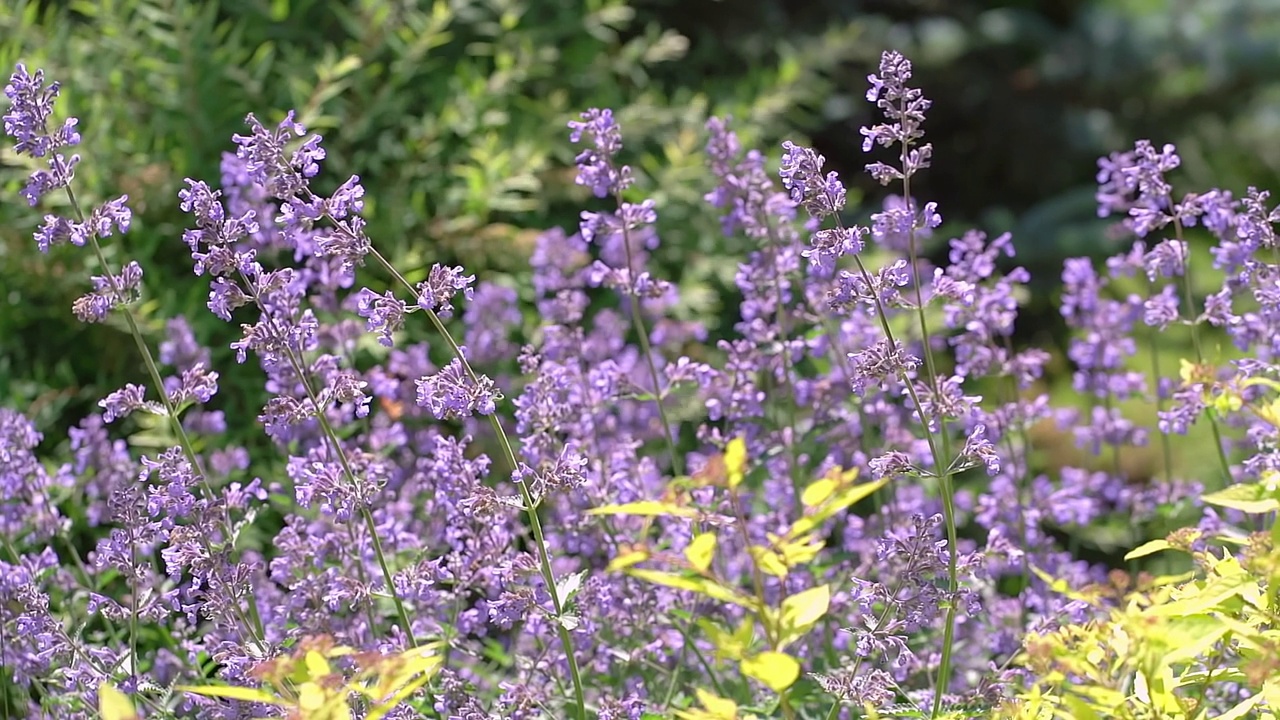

{"left": 4, "top": 0, "right": 1280, "bottom": 455}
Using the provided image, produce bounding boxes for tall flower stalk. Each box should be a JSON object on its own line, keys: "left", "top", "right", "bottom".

{"left": 782, "top": 51, "right": 966, "bottom": 718}
{"left": 4, "top": 64, "right": 268, "bottom": 663}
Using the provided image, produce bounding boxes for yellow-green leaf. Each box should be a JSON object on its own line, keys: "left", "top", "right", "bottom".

{"left": 1123, "top": 538, "right": 1175, "bottom": 561}
{"left": 801, "top": 477, "right": 837, "bottom": 507}
{"left": 304, "top": 649, "right": 331, "bottom": 678}
{"left": 1216, "top": 691, "right": 1265, "bottom": 720}
{"left": 674, "top": 688, "right": 739, "bottom": 720}
{"left": 725, "top": 437, "right": 747, "bottom": 489}
{"left": 1030, "top": 565, "right": 1106, "bottom": 605}
{"left": 99, "top": 683, "right": 139, "bottom": 720}
{"left": 791, "top": 475, "right": 884, "bottom": 535}
{"left": 606, "top": 548, "right": 651, "bottom": 572}
{"left": 627, "top": 569, "right": 756, "bottom": 610}
{"left": 587, "top": 500, "right": 699, "bottom": 518}
{"left": 776, "top": 534, "right": 824, "bottom": 566}
{"left": 298, "top": 682, "right": 327, "bottom": 712}
{"left": 685, "top": 533, "right": 717, "bottom": 572}
{"left": 1202, "top": 483, "right": 1280, "bottom": 514}
{"left": 777, "top": 584, "right": 830, "bottom": 648}
{"left": 179, "top": 684, "right": 285, "bottom": 705}
{"left": 740, "top": 651, "right": 801, "bottom": 692}
{"left": 749, "top": 545, "right": 789, "bottom": 579}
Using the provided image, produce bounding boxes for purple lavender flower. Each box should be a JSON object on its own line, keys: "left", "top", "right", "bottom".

{"left": 779, "top": 141, "right": 846, "bottom": 220}
{"left": 861, "top": 50, "right": 933, "bottom": 183}
{"left": 355, "top": 288, "right": 409, "bottom": 347}
{"left": 3, "top": 63, "right": 80, "bottom": 157}
{"left": 848, "top": 339, "right": 920, "bottom": 396}
{"left": 4, "top": 63, "right": 83, "bottom": 205}
{"left": 231, "top": 110, "right": 321, "bottom": 199}
{"left": 416, "top": 263, "right": 476, "bottom": 319}
{"left": 416, "top": 358, "right": 501, "bottom": 419}
{"left": 72, "top": 261, "right": 144, "bottom": 323}
{"left": 568, "top": 108, "right": 632, "bottom": 197}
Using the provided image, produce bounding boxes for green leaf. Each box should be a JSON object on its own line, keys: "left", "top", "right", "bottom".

{"left": 554, "top": 570, "right": 587, "bottom": 607}
{"left": 627, "top": 569, "right": 756, "bottom": 610}
{"left": 1215, "top": 692, "right": 1265, "bottom": 720}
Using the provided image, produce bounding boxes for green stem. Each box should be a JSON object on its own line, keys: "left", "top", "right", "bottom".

{"left": 618, "top": 214, "right": 684, "bottom": 477}
{"left": 763, "top": 218, "right": 804, "bottom": 501}
{"left": 231, "top": 265, "right": 413, "bottom": 648}
{"left": 63, "top": 184, "right": 267, "bottom": 650}
{"left": 897, "top": 144, "right": 959, "bottom": 720}
{"left": 661, "top": 601, "right": 729, "bottom": 702}
{"left": 368, "top": 247, "right": 587, "bottom": 720}
{"left": 846, "top": 246, "right": 957, "bottom": 715}
{"left": 998, "top": 337, "right": 1035, "bottom": 629}
{"left": 1144, "top": 299, "right": 1175, "bottom": 487}
{"left": 1172, "top": 218, "right": 1233, "bottom": 484}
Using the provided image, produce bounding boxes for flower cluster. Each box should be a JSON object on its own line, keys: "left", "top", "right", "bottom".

{"left": 2, "top": 49, "right": 1274, "bottom": 720}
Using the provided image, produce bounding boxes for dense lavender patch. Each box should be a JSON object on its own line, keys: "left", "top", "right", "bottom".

{"left": 4, "top": 51, "right": 1279, "bottom": 719}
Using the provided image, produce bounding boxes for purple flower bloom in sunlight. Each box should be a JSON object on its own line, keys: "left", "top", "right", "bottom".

{"left": 356, "top": 288, "right": 408, "bottom": 347}
{"left": 20, "top": 153, "right": 81, "bottom": 205}
{"left": 568, "top": 108, "right": 632, "bottom": 197}
{"left": 415, "top": 359, "right": 501, "bottom": 419}
{"left": 33, "top": 214, "right": 89, "bottom": 252}
{"left": 164, "top": 363, "right": 220, "bottom": 406}
{"left": 848, "top": 339, "right": 920, "bottom": 396}
{"left": 140, "top": 447, "right": 198, "bottom": 520}
{"left": 1143, "top": 284, "right": 1180, "bottom": 330}
{"left": 960, "top": 425, "right": 1000, "bottom": 476}
{"left": 870, "top": 451, "right": 917, "bottom": 480}
{"left": 73, "top": 261, "right": 143, "bottom": 323}
{"left": 1143, "top": 239, "right": 1187, "bottom": 280}
{"left": 416, "top": 263, "right": 476, "bottom": 319}
{"left": 4, "top": 63, "right": 80, "bottom": 158}
{"left": 231, "top": 111, "right": 321, "bottom": 199}
{"left": 861, "top": 50, "right": 933, "bottom": 183}
{"left": 779, "top": 141, "right": 846, "bottom": 219}
{"left": 314, "top": 212, "right": 370, "bottom": 274}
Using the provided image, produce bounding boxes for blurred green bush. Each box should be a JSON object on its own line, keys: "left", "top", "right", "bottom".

{"left": 0, "top": 0, "right": 851, "bottom": 443}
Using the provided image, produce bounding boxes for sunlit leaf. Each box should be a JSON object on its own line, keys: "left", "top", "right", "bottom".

{"left": 750, "top": 545, "right": 788, "bottom": 579}
{"left": 607, "top": 548, "right": 651, "bottom": 571}
{"left": 99, "top": 683, "right": 139, "bottom": 720}
{"left": 740, "top": 651, "right": 801, "bottom": 692}
{"left": 304, "top": 649, "right": 331, "bottom": 678}
{"left": 588, "top": 500, "right": 700, "bottom": 518}
{"left": 297, "top": 682, "right": 327, "bottom": 713}
{"left": 697, "top": 617, "right": 749, "bottom": 661}
{"left": 179, "top": 684, "right": 284, "bottom": 705}
{"left": 725, "top": 436, "right": 747, "bottom": 489}
{"left": 555, "top": 570, "right": 588, "bottom": 606}
{"left": 1124, "top": 538, "right": 1176, "bottom": 561}
{"left": 627, "top": 569, "right": 756, "bottom": 610}
{"left": 1202, "top": 483, "right": 1280, "bottom": 514}
{"left": 801, "top": 476, "right": 837, "bottom": 507}
{"left": 777, "top": 584, "right": 830, "bottom": 648}
{"left": 674, "top": 688, "right": 739, "bottom": 720}
{"left": 685, "top": 533, "right": 717, "bottom": 572}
